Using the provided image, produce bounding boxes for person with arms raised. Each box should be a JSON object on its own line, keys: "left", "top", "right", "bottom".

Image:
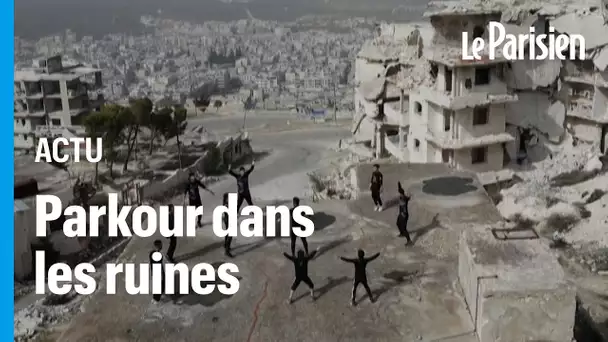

{"left": 340, "top": 249, "right": 380, "bottom": 306}
{"left": 183, "top": 171, "right": 215, "bottom": 228}
{"left": 228, "top": 160, "right": 255, "bottom": 210}
{"left": 284, "top": 249, "right": 317, "bottom": 304}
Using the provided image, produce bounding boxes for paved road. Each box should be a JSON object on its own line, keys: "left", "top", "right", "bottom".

{"left": 188, "top": 114, "right": 351, "bottom": 203}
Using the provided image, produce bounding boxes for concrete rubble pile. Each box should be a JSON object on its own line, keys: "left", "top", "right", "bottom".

{"left": 14, "top": 292, "right": 84, "bottom": 341}
{"left": 308, "top": 156, "right": 359, "bottom": 200}
{"left": 497, "top": 149, "right": 608, "bottom": 263}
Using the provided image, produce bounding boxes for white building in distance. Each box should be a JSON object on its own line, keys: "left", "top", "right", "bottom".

{"left": 14, "top": 55, "right": 104, "bottom": 149}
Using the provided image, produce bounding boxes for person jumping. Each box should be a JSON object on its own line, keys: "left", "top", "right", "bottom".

{"left": 290, "top": 197, "right": 309, "bottom": 256}
{"left": 340, "top": 249, "right": 380, "bottom": 306}
{"left": 369, "top": 164, "right": 384, "bottom": 211}
{"left": 222, "top": 193, "right": 234, "bottom": 257}
{"left": 284, "top": 249, "right": 317, "bottom": 304}
{"left": 184, "top": 171, "right": 215, "bottom": 228}
{"left": 228, "top": 161, "right": 255, "bottom": 210}
{"left": 397, "top": 182, "right": 413, "bottom": 244}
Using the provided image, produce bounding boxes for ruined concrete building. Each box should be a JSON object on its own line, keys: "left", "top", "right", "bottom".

{"left": 407, "top": 8, "right": 518, "bottom": 185}
{"left": 353, "top": 0, "right": 608, "bottom": 185}
{"left": 353, "top": 23, "right": 433, "bottom": 159}
{"left": 553, "top": 12, "right": 608, "bottom": 150}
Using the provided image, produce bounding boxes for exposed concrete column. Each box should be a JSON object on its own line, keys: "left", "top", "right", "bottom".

{"left": 371, "top": 122, "right": 377, "bottom": 151}
{"left": 375, "top": 124, "right": 384, "bottom": 158}
{"left": 399, "top": 89, "right": 406, "bottom": 154}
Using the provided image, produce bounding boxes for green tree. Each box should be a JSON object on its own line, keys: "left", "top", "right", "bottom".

{"left": 148, "top": 107, "right": 173, "bottom": 154}
{"left": 123, "top": 98, "right": 153, "bottom": 171}
{"left": 213, "top": 100, "right": 223, "bottom": 111}
{"left": 88, "top": 104, "right": 129, "bottom": 179}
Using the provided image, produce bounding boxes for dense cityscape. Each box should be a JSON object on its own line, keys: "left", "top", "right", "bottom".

{"left": 15, "top": 16, "right": 377, "bottom": 111}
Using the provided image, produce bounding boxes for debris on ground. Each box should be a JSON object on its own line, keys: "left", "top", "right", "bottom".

{"left": 308, "top": 156, "right": 359, "bottom": 201}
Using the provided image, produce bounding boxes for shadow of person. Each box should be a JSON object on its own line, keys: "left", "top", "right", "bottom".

{"left": 174, "top": 241, "right": 224, "bottom": 263}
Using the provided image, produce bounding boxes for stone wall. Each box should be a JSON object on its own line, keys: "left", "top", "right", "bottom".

{"left": 139, "top": 134, "right": 252, "bottom": 202}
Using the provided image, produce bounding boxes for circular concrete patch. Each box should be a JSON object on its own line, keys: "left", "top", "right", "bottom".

{"left": 421, "top": 176, "right": 478, "bottom": 196}
{"left": 409, "top": 175, "right": 487, "bottom": 208}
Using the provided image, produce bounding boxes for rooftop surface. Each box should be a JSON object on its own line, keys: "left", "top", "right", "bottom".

{"left": 56, "top": 163, "right": 509, "bottom": 342}
{"left": 464, "top": 228, "right": 568, "bottom": 293}
{"left": 15, "top": 65, "right": 101, "bottom": 82}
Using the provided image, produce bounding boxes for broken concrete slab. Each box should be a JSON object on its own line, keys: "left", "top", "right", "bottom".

{"left": 505, "top": 59, "right": 561, "bottom": 90}
{"left": 504, "top": 124, "right": 519, "bottom": 161}
{"left": 459, "top": 228, "right": 576, "bottom": 342}
{"left": 552, "top": 13, "right": 608, "bottom": 51}
{"left": 360, "top": 78, "right": 387, "bottom": 104}
{"left": 593, "top": 46, "right": 608, "bottom": 71}
{"left": 506, "top": 92, "right": 566, "bottom": 141}
{"left": 357, "top": 37, "right": 402, "bottom": 62}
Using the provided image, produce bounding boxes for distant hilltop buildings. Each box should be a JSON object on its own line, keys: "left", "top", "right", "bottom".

{"left": 14, "top": 55, "right": 104, "bottom": 149}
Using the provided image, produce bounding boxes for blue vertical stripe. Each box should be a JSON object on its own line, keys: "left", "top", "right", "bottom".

{"left": 4, "top": 0, "right": 15, "bottom": 339}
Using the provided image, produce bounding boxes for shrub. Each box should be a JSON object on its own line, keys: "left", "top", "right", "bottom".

{"left": 585, "top": 189, "right": 606, "bottom": 204}
{"left": 545, "top": 212, "right": 580, "bottom": 234}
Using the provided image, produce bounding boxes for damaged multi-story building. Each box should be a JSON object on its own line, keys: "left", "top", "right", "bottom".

{"left": 407, "top": 6, "right": 519, "bottom": 185}
{"left": 552, "top": 12, "right": 608, "bottom": 151}
{"left": 352, "top": 0, "right": 608, "bottom": 186}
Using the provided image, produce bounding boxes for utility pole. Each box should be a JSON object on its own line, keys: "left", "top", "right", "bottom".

{"left": 243, "top": 89, "right": 252, "bottom": 131}
{"left": 333, "top": 81, "right": 337, "bottom": 124}
{"left": 295, "top": 83, "right": 299, "bottom": 114}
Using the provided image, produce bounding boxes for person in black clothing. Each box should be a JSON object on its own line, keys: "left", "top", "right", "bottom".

{"left": 184, "top": 172, "right": 215, "bottom": 227}
{"left": 73, "top": 178, "right": 91, "bottom": 209}
{"left": 228, "top": 161, "right": 255, "bottom": 210}
{"left": 289, "top": 197, "right": 309, "bottom": 256}
{"left": 166, "top": 204, "right": 177, "bottom": 262}
{"left": 283, "top": 249, "right": 317, "bottom": 303}
{"left": 396, "top": 182, "right": 412, "bottom": 244}
{"left": 369, "top": 164, "right": 384, "bottom": 212}
{"left": 149, "top": 240, "right": 166, "bottom": 302}
{"left": 222, "top": 193, "right": 234, "bottom": 257}
{"left": 340, "top": 249, "right": 380, "bottom": 306}
{"left": 517, "top": 127, "right": 532, "bottom": 165}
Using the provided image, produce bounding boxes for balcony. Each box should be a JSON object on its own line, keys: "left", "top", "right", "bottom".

{"left": 565, "top": 72, "right": 608, "bottom": 88}
{"left": 417, "top": 86, "right": 518, "bottom": 110}
{"left": 14, "top": 108, "right": 45, "bottom": 118}
{"left": 35, "top": 126, "right": 68, "bottom": 137}
{"left": 14, "top": 126, "right": 32, "bottom": 134}
{"left": 34, "top": 125, "right": 84, "bottom": 137}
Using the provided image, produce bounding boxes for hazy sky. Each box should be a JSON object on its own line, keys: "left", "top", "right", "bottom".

{"left": 15, "top": 0, "right": 427, "bottom": 39}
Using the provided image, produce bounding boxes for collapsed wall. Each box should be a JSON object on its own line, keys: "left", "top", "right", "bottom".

{"left": 459, "top": 227, "right": 576, "bottom": 342}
